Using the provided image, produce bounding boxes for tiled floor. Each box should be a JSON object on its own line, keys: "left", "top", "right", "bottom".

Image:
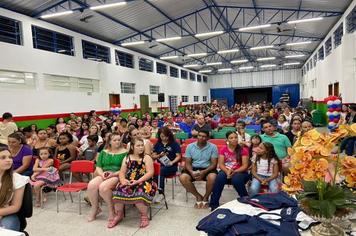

{"left": 26, "top": 180, "right": 238, "bottom": 236}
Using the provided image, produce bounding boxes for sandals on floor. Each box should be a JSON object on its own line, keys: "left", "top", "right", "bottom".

{"left": 107, "top": 213, "right": 123, "bottom": 228}
{"left": 140, "top": 214, "right": 149, "bottom": 228}
{"left": 194, "top": 201, "right": 203, "bottom": 209}
{"left": 201, "top": 201, "right": 209, "bottom": 209}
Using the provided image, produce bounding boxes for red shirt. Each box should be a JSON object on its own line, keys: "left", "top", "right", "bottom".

{"left": 219, "top": 117, "right": 235, "bottom": 125}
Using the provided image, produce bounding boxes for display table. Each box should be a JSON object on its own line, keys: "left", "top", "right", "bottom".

{"left": 198, "top": 200, "right": 355, "bottom": 236}
{"left": 0, "top": 228, "right": 25, "bottom": 236}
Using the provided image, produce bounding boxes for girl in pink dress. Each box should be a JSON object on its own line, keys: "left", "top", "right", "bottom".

{"left": 30, "top": 147, "right": 60, "bottom": 207}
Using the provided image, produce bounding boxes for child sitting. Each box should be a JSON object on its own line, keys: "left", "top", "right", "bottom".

{"left": 249, "top": 142, "right": 279, "bottom": 196}
{"left": 112, "top": 138, "right": 157, "bottom": 228}
{"left": 79, "top": 135, "right": 98, "bottom": 161}
{"left": 30, "top": 147, "right": 60, "bottom": 207}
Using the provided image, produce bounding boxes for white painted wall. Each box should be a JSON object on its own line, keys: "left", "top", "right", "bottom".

{"left": 209, "top": 69, "right": 301, "bottom": 89}
{"left": 301, "top": 1, "right": 356, "bottom": 103}
{"left": 0, "top": 8, "right": 209, "bottom": 116}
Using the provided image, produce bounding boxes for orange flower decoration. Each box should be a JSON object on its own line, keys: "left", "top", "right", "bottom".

{"left": 283, "top": 126, "right": 353, "bottom": 194}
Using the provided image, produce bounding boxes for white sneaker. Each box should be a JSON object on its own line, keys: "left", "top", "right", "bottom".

{"left": 153, "top": 193, "right": 164, "bottom": 203}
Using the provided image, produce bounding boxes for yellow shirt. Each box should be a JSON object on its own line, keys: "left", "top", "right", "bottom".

{"left": 0, "top": 121, "right": 18, "bottom": 145}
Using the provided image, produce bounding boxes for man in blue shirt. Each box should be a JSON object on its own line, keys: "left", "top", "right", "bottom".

{"left": 179, "top": 115, "right": 195, "bottom": 138}
{"left": 179, "top": 130, "right": 218, "bottom": 209}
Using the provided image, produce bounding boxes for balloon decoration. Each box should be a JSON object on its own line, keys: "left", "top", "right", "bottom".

{"left": 110, "top": 104, "right": 122, "bottom": 115}
{"left": 324, "top": 96, "right": 342, "bottom": 131}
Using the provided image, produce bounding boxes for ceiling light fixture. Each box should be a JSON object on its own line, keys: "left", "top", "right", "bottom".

{"left": 121, "top": 41, "right": 145, "bottom": 46}
{"left": 250, "top": 45, "right": 274, "bottom": 50}
{"left": 41, "top": 10, "right": 73, "bottom": 19}
{"left": 260, "top": 64, "right": 276, "bottom": 68}
{"left": 231, "top": 59, "right": 248, "bottom": 64}
{"left": 156, "top": 36, "right": 182, "bottom": 42}
{"left": 218, "top": 68, "right": 232, "bottom": 72}
{"left": 195, "top": 31, "right": 224, "bottom": 38}
{"left": 239, "top": 66, "right": 254, "bottom": 70}
{"left": 160, "top": 55, "right": 179, "bottom": 60}
{"left": 186, "top": 52, "right": 207, "bottom": 57}
{"left": 284, "top": 62, "right": 301, "bottom": 66}
{"left": 256, "top": 57, "right": 276, "bottom": 61}
{"left": 285, "top": 54, "right": 305, "bottom": 58}
{"left": 239, "top": 24, "right": 272, "bottom": 31}
{"left": 217, "top": 48, "right": 239, "bottom": 54}
{"left": 183, "top": 64, "right": 200, "bottom": 68}
{"left": 286, "top": 41, "right": 312, "bottom": 46}
{"left": 199, "top": 70, "right": 212, "bottom": 73}
{"left": 90, "top": 2, "right": 127, "bottom": 10}
{"left": 287, "top": 17, "right": 323, "bottom": 24}
{"left": 206, "top": 62, "right": 222, "bottom": 66}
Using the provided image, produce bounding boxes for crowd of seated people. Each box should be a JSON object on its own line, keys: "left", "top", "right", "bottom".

{"left": 0, "top": 101, "right": 355, "bottom": 231}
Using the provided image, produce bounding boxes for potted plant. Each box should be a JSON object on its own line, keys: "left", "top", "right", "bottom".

{"left": 282, "top": 124, "right": 356, "bottom": 236}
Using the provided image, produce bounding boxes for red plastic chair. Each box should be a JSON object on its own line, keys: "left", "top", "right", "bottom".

{"left": 150, "top": 138, "right": 158, "bottom": 145}
{"left": 56, "top": 160, "right": 95, "bottom": 215}
{"left": 209, "top": 139, "right": 227, "bottom": 146}
{"left": 184, "top": 138, "right": 197, "bottom": 145}
{"left": 149, "top": 162, "right": 168, "bottom": 219}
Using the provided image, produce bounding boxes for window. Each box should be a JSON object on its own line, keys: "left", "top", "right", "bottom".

{"left": 139, "top": 58, "right": 153, "bottom": 72}
{"left": 0, "top": 15, "right": 21, "bottom": 45}
{"left": 149, "top": 85, "right": 160, "bottom": 94}
{"left": 32, "top": 26, "right": 74, "bottom": 56}
{"left": 170, "top": 67, "right": 178, "bottom": 78}
{"left": 309, "top": 60, "right": 313, "bottom": 70}
{"left": 193, "top": 96, "right": 199, "bottom": 102}
{"left": 306, "top": 62, "right": 309, "bottom": 72}
{"left": 203, "top": 76, "right": 208, "bottom": 83}
{"left": 82, "top": 40, "right": 110, "bottom": 63}
{"left": 181, "top": 70, "right": 188, "bottom": 79}
{"left": 313, "top": 54, "right": 317, "bottom": 66}
{"left": 0, "top": 70, "right": 35, "bottom": 89}
{"left": 181, "top": 95, "right": 188, "bottom": 102}
{"left": 197, "top": 74, "right": 202, "bottom": 82}
{"left": 325, "top": 37, "right": 332, "bottom": 56}
{"left": 115, "top": 50, "right": 134, "bottom": 68}
{"left": 334, "top": 24, "right": 343, "bottom": 48}
{"left": 120, "top": 82, "right": 135, "bottom": 94}
{"left": 202, "top": 96, "right": 207, "bottom": 102}
{"left": 318, "top": 47, "right": 324, "bottom": 61}
{"left": 312, "top": 79, "right": 316, "bottom": 89}
{"left": 189, "top": 72, "right": 196, "bottom": 81}
{"left": 156, "top": 62, "right": 167, "bottom": 74}
{"left": 43, "top": 74, "right": 99, "bottom": 92}
{"left": 346, "top": 6, "right": 356, "bottom": 33}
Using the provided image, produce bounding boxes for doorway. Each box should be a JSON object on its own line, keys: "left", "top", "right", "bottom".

{"left": 109, "top": 94, "right": 120, "bottom": 107}
{"left": 169, "top": 96, "right": 178, "bottom": 113}
{"left": 140, "top": 95, "right": 149, "bottom": 114}
{"left": 333, "top": 82, "right": 339, "bottom": 96}
{"left": 234, "top": 87, "right": 272, "bottom": 104}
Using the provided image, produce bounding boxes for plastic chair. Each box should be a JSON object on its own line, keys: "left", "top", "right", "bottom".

{"left": 150, "top": 138, "right": 158, "bottom": 146}
{"left": 221, "top": 127, "right": 236, "bottom": 132}
{"left": 175, "top": 132, "right": 189, "bottom": 141}
{"left": 212, "top": 131, "right": 226, "bottom": 139}
{"left": 56, "top": 160, "right": 95, "bottom": 215}
{"left": 149, "top": 162, "right": 168, "bottom": 220}
{"left": 209, "top": 139, "right": 227, "bottom": 146}
{"left": 184, "top": 138, "right": 197, "bottom": 145}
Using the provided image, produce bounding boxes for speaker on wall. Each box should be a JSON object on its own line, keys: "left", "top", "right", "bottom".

{"left": 158, "top": 93, "right": 165, "bottom": 102}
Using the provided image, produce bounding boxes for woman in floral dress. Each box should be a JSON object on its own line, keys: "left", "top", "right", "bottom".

{"left": 112, "top": 138, "right": 157, "bottom": 228}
